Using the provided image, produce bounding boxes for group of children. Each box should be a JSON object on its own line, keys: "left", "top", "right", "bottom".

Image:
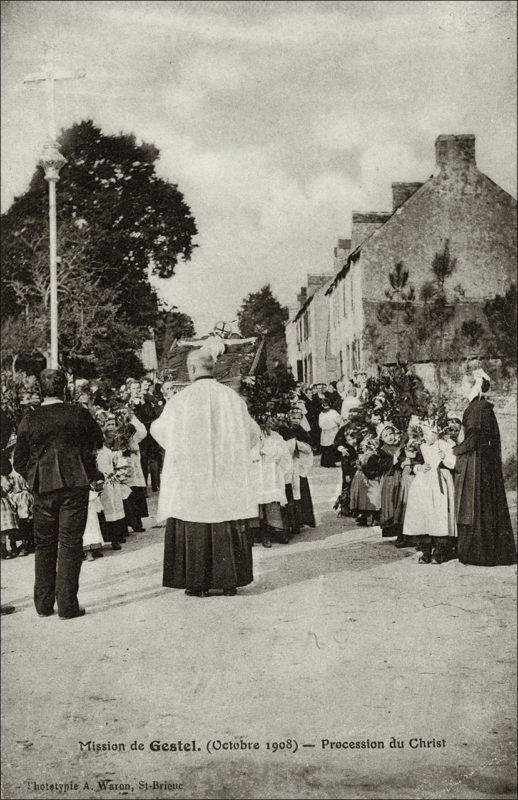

{"left": 1, "top": 453, "right": 34, "bottom": 559}
{"left": 334, "top": 413, "right": 462, "bottom": 564}
{"left": 79, "top": 407, "right": 150, "bottom": 562}
{"left": 1, "top": 399, "right": 152, "bottom": 563}
{"left": 250, "top": 410, "right": 316, "bottom": 548}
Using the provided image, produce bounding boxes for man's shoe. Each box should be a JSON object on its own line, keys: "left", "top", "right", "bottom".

{"left": 37, "top": 610, "right": 54, "bottom": 617}
{"left": 112, "top": 543, "right": 122, "bottom": 550}
{"left": 261, "top": 538, "right": 272, "bottom": 548}
{"left": 85, "top": 551, "right": 95, "bottom": 562}
{"left": 185, "top": 589, "right": 208, "bottom": 597}
{"left": 223, "top": 588, "right": 237, "bottom": 596}
{"left": 59, "top": 607, "right": 86, "bottom": 620}
{"left": 1, "top": 605, "right": 16, "bottom": 615}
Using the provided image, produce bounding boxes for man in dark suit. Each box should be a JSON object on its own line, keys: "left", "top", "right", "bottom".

{"left": 14, "top": 369, "right": 103, "bottom": 619}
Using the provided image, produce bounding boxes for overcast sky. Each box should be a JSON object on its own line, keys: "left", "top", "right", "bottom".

{"left": 1, "top": 0, "right": 516, "bottom": 335}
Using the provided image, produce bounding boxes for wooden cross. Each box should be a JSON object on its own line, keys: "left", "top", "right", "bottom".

{"left": 23, "top": 44, "right": 86, "bottom": 139}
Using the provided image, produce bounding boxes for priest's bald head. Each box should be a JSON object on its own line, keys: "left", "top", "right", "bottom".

{"left": 187, "top": 347, "right": 215, "bottom": 381}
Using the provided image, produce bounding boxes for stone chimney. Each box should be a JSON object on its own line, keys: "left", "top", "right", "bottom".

{"left": 392, "top": 182, "right": 423, "bottom": 211}
{"left": 435, "top": 134, "right": 476, "bottom": 171}
{"left": 297, "top": 286, "right": 307, "bottom": 306}
{"left": 351, "top": 212, "right": 391, "bottom": 250}
{"left": 334, "top": 238, "right": 351, "bottom": 273}
{"left": 307, "top": 274, "right": 331, "bottom": 298}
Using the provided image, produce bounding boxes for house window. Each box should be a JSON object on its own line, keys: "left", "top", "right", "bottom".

{"left": 352, "top": 336, "right": 361, "bottom": 371}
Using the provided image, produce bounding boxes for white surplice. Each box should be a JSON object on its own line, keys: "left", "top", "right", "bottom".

{"left": 251, "top": 430, "right": 292, "bottom": 506}
{"left": 151, "top": 378, "right": 260, "bottom": 523}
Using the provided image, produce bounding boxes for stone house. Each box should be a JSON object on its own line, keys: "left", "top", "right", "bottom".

{"left": 286, "top": 274, "right": 333, "bottom": 384}
{"left": 322, "top": 134, "right": 516, "bottom": 382}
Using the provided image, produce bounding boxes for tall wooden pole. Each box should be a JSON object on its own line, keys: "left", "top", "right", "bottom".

{"left": 48, "top": 177, "right": 59, "bottom": 368}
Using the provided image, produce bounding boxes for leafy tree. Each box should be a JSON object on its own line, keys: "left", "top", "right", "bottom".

{"left": 237, "top": 284, "right": 289, "bottom": 366}
{"left": 376, "top": 261, "right": 416, "bottom": 363}
{"left": 1, "top": 119, "right": 197, "bottom": 375}
{"left": 451, "top": 282, "right": 517, "bottom": 379}
{"left": 414, "top": 239, "right": 465, "bottom": 397}
{"left": 0, "top": 218, "right": 146, "bottom": 382}
{"left": 239, "top": 364, "right": 296, "bottom": 427}
{"left": 481, "top": 283, "right": 517, "bottom": 368}
{"left": 154, "top": 306, "right": 196, "bottom": 364}
{"left": 345, "top": 364, "right": 433, "bottom": 440}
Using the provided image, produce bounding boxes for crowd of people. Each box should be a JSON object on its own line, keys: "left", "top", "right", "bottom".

{"left": 314, "top": 369, "right": 515, "bottom": 568}
{"left": 0, "top": 355, "right": 515, "bottom": 617}
{"left": 1, "top": 369, "right": 321, "bottom": 563}
{"left": 1, "top": 373, "right": 176, "bottom": 562}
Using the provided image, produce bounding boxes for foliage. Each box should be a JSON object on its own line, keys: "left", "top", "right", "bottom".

{"left": 239, "top": 364, "right": 297, "bottom": 427}
{"left": 375, "top": 261, "right": 416, "bottom": 362}
{"left": 154, "top": 306, "right": 196, "bottom": 364}
{"left": 447, "top": 283, "right": 517, "bottom": 380}
{"left": 341, "top": 364, "right": 446, "bottom": 443}
{"left": 0, "top": 370, "right": 41, "bottom": 429}
{"left": 1, "top": 119, "right": 197, "bottom": 377}
{"left": 237, "top": 284, "right": 288, "bottom": 367}
{"left": 414, "top": 239, "right": 465, "bottom": 395}
{"left": 482, "top": 283, "right": 517, "bottom": 369}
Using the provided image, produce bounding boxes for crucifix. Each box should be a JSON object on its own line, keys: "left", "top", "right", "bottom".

{"left": 22, "top": 44, "right": 86, "bottom": 368}
{"left": 23, "top": 43, "right": 86, "bottom": 139}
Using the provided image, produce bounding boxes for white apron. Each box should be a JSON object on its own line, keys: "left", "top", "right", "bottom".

{"left": 403, "top": 440, "right": 457, "bottom": 538}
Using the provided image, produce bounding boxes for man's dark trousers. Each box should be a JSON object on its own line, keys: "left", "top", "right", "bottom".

{"left": 33, "top": 486, "right": 89, "bottom": 618}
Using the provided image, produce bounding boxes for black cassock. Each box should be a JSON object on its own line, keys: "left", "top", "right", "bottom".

{"left": 453, "top": 397, "right": 516, "bottom": 566}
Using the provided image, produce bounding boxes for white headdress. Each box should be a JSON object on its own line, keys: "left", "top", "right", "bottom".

{"left": 468, "top": 367, "right": 491, "bottom": 401}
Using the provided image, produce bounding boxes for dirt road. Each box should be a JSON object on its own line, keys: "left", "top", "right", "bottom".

{"left": 1, "top": 467, "right": 516, "bottom": 799}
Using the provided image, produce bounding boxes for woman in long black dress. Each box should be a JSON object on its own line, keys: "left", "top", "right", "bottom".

{"left": 453, "top": 370, "right": 516, "bottom": 566}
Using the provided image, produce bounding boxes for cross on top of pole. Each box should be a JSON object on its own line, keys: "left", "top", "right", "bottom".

{"left": 23, "top": 43, "right": 86, "bottom": 140}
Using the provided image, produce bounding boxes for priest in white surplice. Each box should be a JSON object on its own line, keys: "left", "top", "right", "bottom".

{"left": 151, "top": 347, "right": 260, "bottom": 596}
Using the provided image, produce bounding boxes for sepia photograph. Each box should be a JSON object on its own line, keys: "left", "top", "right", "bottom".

{"left": 1, "top": 1, "right": 516, "bottom": 799}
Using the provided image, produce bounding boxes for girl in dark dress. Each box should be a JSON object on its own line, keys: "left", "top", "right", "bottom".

{"left": 377, "top": 424, "right": 403, "bottom": 539}
{"left": 334, "top": 427, "right": 358, "bottom": 517}
{"left": 453, "top": 370, "right": 516, "bottom": 566}
{"left": 276, "top": 413, "right": 316, "bottom": 532}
